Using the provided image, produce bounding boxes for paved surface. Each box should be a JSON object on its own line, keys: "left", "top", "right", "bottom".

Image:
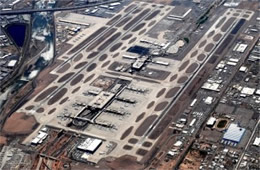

{"left": 17, "top": 3, "right": 254, "bottom": 163}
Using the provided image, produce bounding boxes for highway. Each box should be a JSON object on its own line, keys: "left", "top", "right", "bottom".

{"left": 0, "top": 0, "right": 121, "bottom": 15}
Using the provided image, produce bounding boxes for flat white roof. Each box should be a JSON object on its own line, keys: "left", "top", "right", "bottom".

{"left": 132, "top": 58, "right": 145, "bottom": 69}
{"left": 255, "top": 89, "right": 260, "bottom": 95}
{"left": 175, "top": 124, "right": 184, "bottom": 128}
{"left": 123, "top": 55, "right": 137, "bottom": 59}
{"left": 223, "top": 123, "right": 246, "bottom": 143}
{"left": 174, "top": 141, "right": 183, "bottom": 147}
{"left": 229, "top": 58, "right": 239, "bottom": 63}
{"left": 7, "top": 60, "right": 17, "bottom": 67}
{"left": 190, "top": 98, "right": 197, "bottom": 107}
{"left": 226, "top": 61, "right": 237, "bottom": 66}
{"left": 216, "top": 61, "right": 225, "bottom": 69}
{"left": 239, "top": 66, "right": 248, "bottom": 72}
{"left": 202, "top": 82, "right": 220, "bottom": 92}
{"left": 167, "top": 150, "right": 176, "bottom": 156}
{"left": 204, "top": 96, "right": 214, "bottom": 105}
{"left": 81, "top": 152, "right": 90, "bottom": 159}
{"left": 77, "top": 138, "right": 102, "bottom": 152}
{"left": 153, "top": 60, "right": 169, "bottom": 66}
{"left": 31, "top": 131, "right": 48, "bottom": 144}
{"left": 207, "top": 117, "right": 216, "bottom": 126}
{"left": 236, "top": 44, "right": 248, "bottom": 53}
{"left": 253, "top": 137, "right": 260, "bottom": 147}
{"left": 241, "top": 87, "right": 255, "bottom": 95}
{"left": 37, "top": 132, "right": 47, "bottom": 139}
{"left": 189, "top": 118, "right": 196, "bottom": 127}
{"left": 31, "top": 137, "right": 41, "bottom": 144}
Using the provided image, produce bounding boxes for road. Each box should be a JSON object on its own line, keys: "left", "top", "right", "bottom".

{"left": 235, "top": 119, "right": 260, "bottom": 170}
{"left": 139, "top": 11, "right": 240, "bottom": 144}
{"left": 0, "top": 0, "right": 121, "bottom": 15}
{"left": 31, "top": 4, "right": 155, "bottom": 117}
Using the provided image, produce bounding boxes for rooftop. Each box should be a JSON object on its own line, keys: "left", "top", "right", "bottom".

{"left": 77, "top": 138, "right": 102, "bottom": 152}
{"left": 88, "top": 91, "right": 115, "bottom": 109}
{"left": 222, "top": 123, "right": 246, "bottom": 143}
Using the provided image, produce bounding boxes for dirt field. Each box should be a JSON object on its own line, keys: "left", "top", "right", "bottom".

{"left": 165, "top": 87, "right": 181, "bottom": 98}
{"left": 186, "top": 63, "right": 199, "bottom": 74}
{"left": 35, "top": 86, "right": 58, "bottom": 102}
{"left": 213, "top": 33, "right": 222, "bottom": 42}
{"left": 105, "top": 32, "right": 123, "bottom": 51}
{"left": 122, "top": 34, "right": 133, "bottom": 40}
{"left": 147, "top": 101, "right": 155, "bottom": 109}
{"left": 87, "top": 52, "right": 99, "bottom": 59}
{"left": 116, "top": 16, "right": 133, "bottom": 27}
{"left": 86, "top": 28, "right": 117, "bottom": 52}
{"left": 221, "top": 17, "right": 236, "bottom": 32}
{"left": 197, "top": 54, "right": 206, "bottom": 61}
{"left": 0, "top": 136, "right": 7, "bottom": 145}
{"left": 120, "top": 126, "right": 134, "bottom": 140}
{"left": 238, "top": 1, "right": 258, "bottom": 10}
{"left": 68, "top": 27, "right": 107, "bottom": 54}
{"left": 86, "top": 63, "right": 97, "bottom": 72}
{"left": 47, "top": 88, "right": 68, "bottom": 105}
{"left": 74, "top": 61, "right": 88, "bottom": 69}
{"left": 99, "top": 54, "right": 108, "bottom": 61}
{"left": 123, "top": 9, "right": 151, "bottom": 31}
{"left": 28, "top": 59, "right": 62, "bottom": 101}
{"left": 179, "top": 150, "right": 205, "bottom": 170}
{"left": 199, "top": 40, "right": 207, "bottom": 48}
{"left": 179, "top": 60, "right": 190, "bottom": 71}
{"left": 134, "top": 115, "right": 158, "bottom": 136}
{"left": 70, "top": 74, "right": 84, "bottom": 86}
{"left": 190, "top": 50, "right": 198, "bottom": 58}
{"left": 204, "top": 43, "right": 214, "bottom": 52}
{"left": 57, "top": 63, "right": 71, "bottom": 73}
{"left": 83, "top": 74, "right": 95, "bottom": 83}
{"left": 110, "top": 42, "right": 123, "bottom": 52}
{"left": 170, "top": 74, "right": 178, "bottom": 82}
{"left": 156, "top": 88, "right": 166, "bottom": 98}
{"left": 215, "top": 17, "right": 226, "bottom": 28}
{"left": 177, "top": 76, "right": 189, "bottom": 84}
{"left": 73, "top": 53, "right": 83, "bottom": 62}
{"left": 107, "top": 14, "right": 122, "bottom": 26}
{"left": 58, "top": 72, "right": 75, "bottom": 83}
{"left": 104, "top": 155, "right": 143, "bottom": 170}
{"left": 3, "top": 112, "right": 38, "bottom": 135}
{"left": 136, "top": 112, "right": 146, "bottom": 122}
{"left": 154, "top": 101, "right": 169, "bottom": 112}
{"left": 132, "top": 23, "right": 146, "bottom": 32}
{"left": 145, "top": 10, "right": 161, "bottom": 21}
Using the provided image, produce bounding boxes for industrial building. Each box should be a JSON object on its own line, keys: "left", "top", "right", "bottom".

{"left": 253, "top": 137, "right": 260, "bottom": 147}
{"left": 221, "top": 123, "right": 246, "bottom": 146}
{"left": 206, "top": 117, "right": 216, "bottom": 127}
{"left": 31, "top": 131, "right": 48, "bottom": 145}
{"left": 77, "top": 138, "right": 103, "bottom": 154}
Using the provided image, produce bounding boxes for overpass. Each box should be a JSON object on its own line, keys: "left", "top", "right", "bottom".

{"left": 0, "top": 0, "right": 121, "bottom": 15}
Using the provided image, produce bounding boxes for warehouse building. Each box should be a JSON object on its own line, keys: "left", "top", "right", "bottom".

{"left": 77, "top": 138, "right": 102, "bottom": 154}
{"left": 206, "top": 117, "right": 216, "bottom": 127}
{"left": 221, "top": 123, "right": 246, "bottom": 146}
